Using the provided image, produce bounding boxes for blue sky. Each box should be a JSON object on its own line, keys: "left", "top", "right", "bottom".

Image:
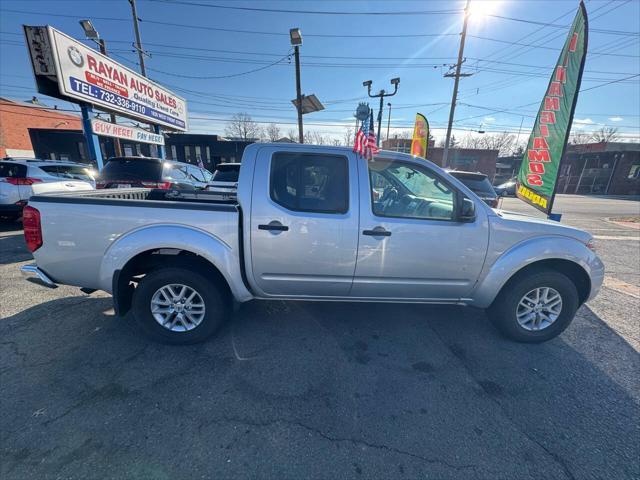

{"left": 1, "top": 0, "right": 639, "bottom": 144}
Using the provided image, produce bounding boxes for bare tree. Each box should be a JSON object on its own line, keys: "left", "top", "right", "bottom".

{"left": 590, "top": 127, "right": 619, "bottom": 143}
{"left": 265, "top": 123, "right": 281, "bottom": 142}
{"left": 460, "top": 133, "right": 484, "bottom": 149}
{"left": 480, "top": 132, "right": 516, "bottom": 155}
{"left": 224, "top": 113, "right": 263, "bottom": 141}
{"left": 342, "top": 127, "right": 355, "bottom": 147}
{"left": 569, "top": 131, "right": 591, "bottom": 145}
{"left": 286, "top": 129, "right": 298, "bottom": 142}
{"left": 439, "top": 134, "right": 459, "bottom": 148}
{"left": 305, "top": 130, "right": 329, "bottom": 145}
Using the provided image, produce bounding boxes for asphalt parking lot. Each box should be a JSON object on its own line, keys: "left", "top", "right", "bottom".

{"left": 1, "top": 194, "right": 639, "bottom": 480}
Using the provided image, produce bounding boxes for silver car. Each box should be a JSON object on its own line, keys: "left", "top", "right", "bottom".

{"left": 0, "top": 158, "right": 95, "bottom": 221}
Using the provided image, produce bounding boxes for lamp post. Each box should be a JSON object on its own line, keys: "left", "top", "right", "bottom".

{"left": 290, "top": 28, "right": 304, "bottom": 143}
{"left": 363, "top": 78, "right": 400, "bottom": 147}
{"left": 79, "top": 19, "right": 122, "bottom": 157}
{"left": 386, "top": 102, "right": 392, "bottom": 141}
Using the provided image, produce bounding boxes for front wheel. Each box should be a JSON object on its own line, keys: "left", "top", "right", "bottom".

{"left": 132, "top": 266, "right": 228, "bottom": 344}
{"left": 488, "top": 270, "right": 579, "bottom": 343}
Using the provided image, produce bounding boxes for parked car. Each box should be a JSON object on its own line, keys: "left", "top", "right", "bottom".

{"left": 0, "top": 157, "right": 95, "bottom": 221}
{"left": 22, "top": 143, "right": 603, "bottom": 345}
{"left": 495, "top": 178, "right": 517, "bottom": 197}
{"left": 206, "top": 163, "right": 240, "bottom": 196}
{"left": 96, "top": 157, "right": 212, "bottom": 190}
{"left": 448, "top": 170, "right": 499, "bottom": 207}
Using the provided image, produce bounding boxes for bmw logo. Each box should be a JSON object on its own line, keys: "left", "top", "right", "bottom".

{"left": 67, "top": 46, "right": 84, "bottom": 67}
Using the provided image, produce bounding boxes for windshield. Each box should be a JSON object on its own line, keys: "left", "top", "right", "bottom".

{"left": 100, "top": 158, "right": 163, "bottom": 181}
{"left": 39, "top": 165, "right": 94, "bottom": 182}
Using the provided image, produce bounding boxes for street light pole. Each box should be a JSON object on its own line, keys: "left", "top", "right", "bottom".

{"left": 364, "top": 78, "right": 400, "bottom": 147}
{"left": 289, "top": 28, "right": 304, "bottom": 144}
{"left": 442, "top": 0, "right": 471, "bottom": 168}
{"left": 294, "top": 45, "right": 303, "bottom": 143}
{"left": 386, "top": 102, "right": 392, "bottom": 141}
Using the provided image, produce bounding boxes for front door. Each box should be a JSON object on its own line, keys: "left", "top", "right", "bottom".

{"left": 352, "top": 157, "right": 489, "bottom": 301}
{"left": 250, "top": 147, "right": 360, "bottom": 297}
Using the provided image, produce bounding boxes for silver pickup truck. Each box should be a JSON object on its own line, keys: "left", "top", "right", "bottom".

{"left": 21, "top": 143, "right": 604, "bottom": 344}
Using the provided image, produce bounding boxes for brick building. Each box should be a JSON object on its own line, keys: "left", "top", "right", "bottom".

{"left": 497, "top": 142, "right": 640, "bottom": 195}
{"left": 381, "top": 138, "right": 499, "bottom": 179}
{"left": 0, "top": 97, "right": 82, "bottom": 158}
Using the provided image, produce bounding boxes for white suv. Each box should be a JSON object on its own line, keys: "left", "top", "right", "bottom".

{"left": 0, "top": 158, "right": 95, "bottom": 221}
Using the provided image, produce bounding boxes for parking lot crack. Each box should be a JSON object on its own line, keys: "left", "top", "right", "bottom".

{"left": 201, "top": 416, "right": 479, "bottom": 475}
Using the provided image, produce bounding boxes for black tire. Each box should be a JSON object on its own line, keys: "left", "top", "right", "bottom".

{"left": 488, "top": 270, "right": 579, "bottom": 343}
{"left": 132, "top": 266, "right": 228, "bottom": 344}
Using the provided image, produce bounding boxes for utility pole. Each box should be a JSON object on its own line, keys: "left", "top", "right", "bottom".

{"left": 129, "top": 0, "right": 146, "bottom": 76}
{"left": 442, "top": 0, "right": 471, "bottom": 168}
{"left": 128, "top": 0, "right": 165, "bottom": 158}
{"left": 386, "top": 102, "right": 392, "bottom": 141}
{"left": 363, "top": 78, "right": 400, "bottom": 147}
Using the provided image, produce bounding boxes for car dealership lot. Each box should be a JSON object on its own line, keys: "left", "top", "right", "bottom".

{"left": 1, "top": 195, "right": 639, "bottom": 480}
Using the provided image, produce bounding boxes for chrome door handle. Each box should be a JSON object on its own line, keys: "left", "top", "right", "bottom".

{"left": 363, "top": 228, "right": 391, "bottom": 237}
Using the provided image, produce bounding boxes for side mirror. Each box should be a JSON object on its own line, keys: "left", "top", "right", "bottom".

{"left": 459, "top": 197, "right": 476, "bottom": 222}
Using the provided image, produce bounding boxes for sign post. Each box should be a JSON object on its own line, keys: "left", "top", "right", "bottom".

{"left": 80, "top": 104, "right": 103, "bottom": 169}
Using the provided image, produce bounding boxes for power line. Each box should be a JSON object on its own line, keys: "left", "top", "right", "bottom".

{"left": 487, "top": 13, "right": 639, "bottom": 36}
{"left": 145, "top": 53, "right": 291, "bottom": 79}
{"left": 143, "top": 0, "right": 462, "bottom": 16}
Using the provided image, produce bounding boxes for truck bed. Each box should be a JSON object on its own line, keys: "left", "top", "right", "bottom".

{"left": 28, "top": 188, "right": 241, "bottom": 292}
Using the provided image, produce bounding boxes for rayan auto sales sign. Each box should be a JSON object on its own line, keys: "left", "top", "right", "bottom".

{"left": 25, "top": 26, "right": 187, "bottom": 131}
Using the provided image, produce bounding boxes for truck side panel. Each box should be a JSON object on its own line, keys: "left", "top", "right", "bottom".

{"left": 30, "top": 198, "right": 241, "bottom": 293}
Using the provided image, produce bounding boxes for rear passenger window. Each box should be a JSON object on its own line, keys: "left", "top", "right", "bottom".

{"left": 270, "top": 152, "right": 348, "bottom": 214}
{"left": 0, "top": 163, "right": 27, "bottom": 178}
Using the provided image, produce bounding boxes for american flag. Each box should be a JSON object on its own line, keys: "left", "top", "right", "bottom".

{"left": 353, "top": 111, "right": 379, "bottom": 160}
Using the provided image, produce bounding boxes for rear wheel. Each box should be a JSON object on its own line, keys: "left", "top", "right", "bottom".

{"left": 488, "top": 270, "right": 579, "bottom": 343}
{"left": 132, "top": 266, "right": 228, "bottom": 344}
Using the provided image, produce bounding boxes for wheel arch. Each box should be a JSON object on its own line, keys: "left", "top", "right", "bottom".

{"left": 100, "top": 224, "right": 253, "bottom": 316}
{"left": 472, "top": 236, "right": 596, "bottom": 308}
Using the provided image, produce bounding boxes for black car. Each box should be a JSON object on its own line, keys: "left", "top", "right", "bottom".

{"left": 448, "top": 170, "right": 499, "bottom": 208}
{"left": 96, "top": 157, "right": 212, "bottom": 190}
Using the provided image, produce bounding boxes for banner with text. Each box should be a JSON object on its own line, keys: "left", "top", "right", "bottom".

{"left": 410, "top": 113, "right": 429, "bottom": 159}
{"left": 516, "top": 2, "right": 588, "bottom": 214}
{"left": 26, "top": 26, "right": 188, "bottom": 131}
{"left": 91, "top": 119, "right": 165, "bottom": 145}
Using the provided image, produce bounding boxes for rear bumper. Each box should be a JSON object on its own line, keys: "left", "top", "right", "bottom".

{"left": 20, "top": 264, "right": 58, "bottom": 288}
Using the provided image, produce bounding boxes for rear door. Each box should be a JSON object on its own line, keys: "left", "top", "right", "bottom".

{"left": 249, "top": 147, "right": 359, "bottom": 297}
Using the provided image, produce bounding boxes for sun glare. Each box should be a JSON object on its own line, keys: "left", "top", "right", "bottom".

{"left": 468, "top": 0, "right": 502, "bottom": 20}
